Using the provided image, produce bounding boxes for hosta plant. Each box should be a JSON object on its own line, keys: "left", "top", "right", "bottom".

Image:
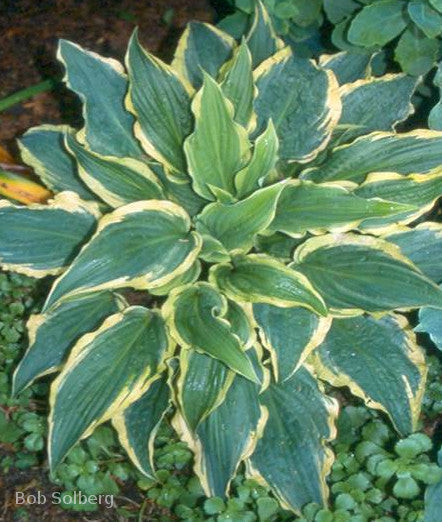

{"left": 2, "top": 1, "right": 442, "bottom": 514}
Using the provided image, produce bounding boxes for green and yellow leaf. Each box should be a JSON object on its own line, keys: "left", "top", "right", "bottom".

{"left": 248, "top": 367, "right": 338, "bottom": 514}
{"left": 253, "top": 304, "right": 331, "bottom": 382}
{"left": 246, "top": 0, "right": 285, "bottom": 67}
{"left": 65, "top": 134, "right": 164, "bottom": 207}
{"left": 269, "top": 180, "right": 412, "bottom": 237}
{"left": 210, "top": 254, "right": 328, "bottom": 316}
{"left": 173, "top": 370, "right": 265, "bottom": 497}
{"left": 184, "top": 74, "right": 251, "bottom": 200}
{"left": 57, "top": 40, "right": 143, "bottom": 158}
{"left": 113, "top": 374, "right": 170, "bottom": 478}
{"left": 196, "top": 182, "right": 285, "bottom": 254}
{"left": 163, "top": 283, "right": 258, "bottom": 382}
{"left": 253, "top": 47, "right": 341, "bottom": 162}
{"left": 292, "top": 233, "right": 442, "bottom": 314}
{"left": 126, "top": 30, "right": 193, "bottom": 176}
{"left": 385, "top": 223, "right": 442, "bottom": 283}
{"left": 44, "top": 200, "right": 201, "bottom": 309}
{"left": 19, "top": 125, "right": 97, "bottom": 201}
{"left": 49, "top": 306, "right": 172, "bottom": 470}
{"left": 335, "top": 74, "right": 417, "bottom": 143}
{"left": 220, "top": 39, "right": 255, "bottom": 129}
{"left": 234, "top": 121, "right": 279, "bottom": 198}
{"left": 354, "top": 170, "right": 442, "bottom": 233}
{"left": 311, "top": 313, "right": 427, "bottom": 436}
{"left": 13, "top": 291, "right": 123, "bottom": 395}
{"left": 172, "top": 22, "right": 236, "bottom": 89}
{"left": 301, "top": 130, "right": 442, "bottom": 184}
{"left": 0, "top": 192, "right": 98, "bottom": 278}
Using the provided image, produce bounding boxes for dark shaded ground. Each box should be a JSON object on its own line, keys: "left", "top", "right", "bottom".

{"left": 0, "top": 0, "right": 214, "bottom": 148}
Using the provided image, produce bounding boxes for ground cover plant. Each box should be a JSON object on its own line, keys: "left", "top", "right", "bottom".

{"left": 1, "top": 0, "right": 442, "bottom": 516}
{"left": 219, "top": 0, "right": 442, "bottom": 76}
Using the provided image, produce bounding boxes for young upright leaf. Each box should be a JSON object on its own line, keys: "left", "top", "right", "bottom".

{"left": 347, "top": 0, "right": 408, "bottom": 47}
{"left": 19, "top": 125, "right": 96, "bottom": 201}
{"left": 246, "top": 0, "right": 284, "bottom": 67}
{"left": 164, "top": 283, "right": 258, "bottom": 382}
{"left": 293, "top": 234, "right": 442, "bottom": 314}
{"left": 65, "top": 134, "right": 164, "bottom": 208}
{"left": 126, "top": 30, "right": 193, "bottom": 175}
{"left": 385, "top": 223, "right": 442, "bottom": 283}
{"left": 221, "top": 40, "right": 255, "bottom": 128}
{"left": 302, "top": 130, "right": 442, "bottom": 184}
{"left": 0, "top": 192, "right": 97, "bottom": 278}
{"left": 253, "top": 304, "right": 331, "bottom": 382}
{"left": 319, "top": 52, "right": 371, "bottom": 85}
{"left": 235, "top": 121, "right": 279, "bottom": 198}
{"left": 336, "top": 75, "right": 417, "bottom": 142}
{"left": 249, "top": 367, "right": 338, "bottom": 513}
{"left": 184, "top": 74, "right": 250, "bottom": 200}
{"left": 13, "top": 291, "right": 121, "bottom": 395}
{"left": 254, "top": 48, "right": 341, "bottom": 162}
{"left": 354, "top": 170, "right": 442, "bottom": 232}
{"left": 210, "top": 254, "right": 328, "bottom": 316}
{"left": 175, "top": 372, "right": 264, "bottom": 497}
{"left": 173, "top": 22, "right": 236, "bottom": 89}
{"left": 313, "top": 314, "right": 426, "bottom": 436}
{"left": 269, "top": 180, "right": 411, "bottom": 237}
{"left": 113, "top": 374, "right": 170, "bottom": 478}
{"left": 44, "top": 201, "right": 201, "bottom": 309}
{"left": 196, "top": 182, "right": 285, "bottom": 253}
{"left": 49, "top": 306, "right": 171, "bottom": 470}
{"left": 395, "top": 27, "right": 439, "bottom": 76}
{"left": 58, "top": 40, "right": 143, "bottom": 158}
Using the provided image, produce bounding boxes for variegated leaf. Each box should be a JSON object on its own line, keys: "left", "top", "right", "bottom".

{"left": 184, "top": 74, "right": 251, "bottom": 200}
{"left": 196, "top": 182, "right": 285, "bottom": 254}
{"left": 19, "top": 125, "right": 96, "bottom": 201}
{"left": 335, "top": 75, "right": 417, "bottom": 143}
{"left": 292, "top": 234, "right": 442, "bottom": 314}
{"left": 253, "top": 48, "right": 341, "bottom": 163}
{"left": 312, "top": 313, "right": 426, "bottom": 436}
{"left": 385, "top": 223, "right": 442, "bottom": 283}
{"left": 126, "top": 30, "right": 193, "bottom": 176}
{"left": 0, "top": 192, "right": 98, "bottom": 278}
{"left": 253, "top": 304, "right": 331, "bottom": 382}
{"left": 49, "top": 306, "right": 172, "bottom": 470}
{"left": 44, "top": 201, "right": 201, "bottom": 309}
{"left": 163, "top": 283, "right": 258, "bottom": 382}
{"left": 65, "top": 134, "right": 164, "bottom": 207}
{"left": 13, "top": 291, "right": 122, "bottom": 395}
{"left": 269, "top": 180, "right": 412, "bottom": 237}
{"left": 302, "top": 130, "right": 442, "bottom": 184}
{"left": 173, "top": 22, "right": 236, "bottom": 89}
{"left": 210, "top": 254, "right": 328, "bottom": 316}
{"left": 58, "top": 40, "right": 143, "bottom": 158}
{"left": 113, "top": 374, "right": 170, "bottom": 478}
{"left": 248, "top": 367, "right": 338, "bottom": 513}
{"left": 354, "top": 170, "right": 442, "bottom": 233}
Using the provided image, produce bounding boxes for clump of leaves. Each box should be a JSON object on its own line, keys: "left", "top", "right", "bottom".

{"left": 220, "top": 0, "right": 442, "bottom": 77}
{"left": 1, "top": 1, "right": 442, "bottom": 515}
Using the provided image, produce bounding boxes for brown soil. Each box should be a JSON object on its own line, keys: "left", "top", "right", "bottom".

{"left": 0, "top": 0, "right": 214, "bottom": 152}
